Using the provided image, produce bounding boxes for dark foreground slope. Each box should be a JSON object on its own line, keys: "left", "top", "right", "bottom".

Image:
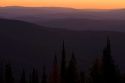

{"left": 0, "top": 18, "right": 125, "bottom": 77}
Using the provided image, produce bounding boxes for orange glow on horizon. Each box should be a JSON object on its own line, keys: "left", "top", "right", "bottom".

{"left": 0, "top": 0, "right": 125, "bottom": 9}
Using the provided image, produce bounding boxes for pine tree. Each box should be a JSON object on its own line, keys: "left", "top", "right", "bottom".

{"left": 0, "top": 59, "right": 4, "bottom": 83}
{"left": 80, "top": 72, "right": 85, "bottom": 83}
{"left": 89, "top": 57, "right": 103, "bottom": 83}
{"left": 31, "top": 68, "right": 35, "bottom": 83}
{"left": 49, "top": 55, "right": 60, "bottom": 83}
{"left": 41, "top": 66, "right": 47, "bottom": 83}
{"left": 121, "top": 74, "right": 125, "bottom": 83}
{"left": 31, "top": 68, "right": 39, "bottom": 83}
{"left": 66, "top": 52, "right": 80, "bottom": 83}
{"left": 35, "top": 70, "right": 39, "bottom": 83}
{"left": 29, "top": 73, "right": 32, "bottom": 83}
{"left": 20, "top": 69, "right": 27, "bottom": 83}
{"left": 5, "top": 63, "right": 14, "bottom": 83}
{"left": 102, "top": 37, "right": 121, "bottom": 83}
{"left": 61, "top": 41, "right": 66, "bottom": 83}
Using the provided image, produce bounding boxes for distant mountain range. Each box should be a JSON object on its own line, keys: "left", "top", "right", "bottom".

{"left": 1, "top": 18, "right": 125, "bottom": 77}
{"left": 0, "top": 6, "right": 125, "bottom": 20}
{"left": 0, "top": 7, "right": 125, "bottom": 31}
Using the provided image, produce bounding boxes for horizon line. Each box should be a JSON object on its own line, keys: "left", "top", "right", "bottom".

{"left": 0, "top": 6, "right": 125, "bottom": 10}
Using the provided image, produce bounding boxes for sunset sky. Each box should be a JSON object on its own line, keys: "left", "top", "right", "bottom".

{"left": 0, "top": 0, "right": 125, "bottom": 9}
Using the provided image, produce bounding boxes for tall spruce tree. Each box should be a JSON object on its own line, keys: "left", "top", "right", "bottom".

{"left": 20, "top": 70, "right": 27, "bottom": 83}
{"left": 49, "top": 55, "right": 60, "bottom": 83}
{"left": 80, "top": 72, "right": 85, "bottom": 83}
{"left": 31, "top": 68, "right": 39, "bottom": 83}
{"left": 61, "top": 41, "right": 66, "bottom": 83}
{"left": 121, "top": 74, "right": 125, "bottom": 83}
{"left": 29, "top": 73, "right": 32, "bottom": 83}
{"left": 41, "top": 66, "right": 47, "bottom": 83}
{"left": 89, "top": 57, "right": 103, "bottom": 83}
{"left": 0, "top": 59, "right": 4, "bottom": 83}
{"left": 66, "top": 52, "right": 80, "bottom": 83}
{"left": 102, "top": 37, "right": 121, "bottom": 83}
{"left": 5, "top": 64, "right": 14, "bottom": 83}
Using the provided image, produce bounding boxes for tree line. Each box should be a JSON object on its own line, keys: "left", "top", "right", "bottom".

{"left": 0, "top": 38, "right": 125, "bottom": 83}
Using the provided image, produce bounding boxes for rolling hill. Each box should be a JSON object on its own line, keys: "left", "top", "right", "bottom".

{"left": 40, "top": 18, "right": 125, "bottom": 31}
{"left": 1, "top": 7, "right": 125, "bottom": 31}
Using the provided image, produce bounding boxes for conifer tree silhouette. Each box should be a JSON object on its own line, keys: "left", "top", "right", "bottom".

{"left": 29, "top": 73, "right": 32, "bottom": 83}
{"left": 49, "top": 55, "right": 60, "bottom": 83}
{"left": 31, "top": 68, "right": 36, "bottom": 83}
{"left": 102, "top": 37, "right": 121, "bottom": 83}
{"left": 66, "top": 52, "right": 80, "bottom": 83}
{"left": 121, "top": 74, "right": 125, "bottom": 83}
{"left": 80, "top": 72, "right": 85, "bottom": 83}
{"left": 0, "top": 60, "right": 4, "bottom": 83}
{"left": 41, "top": 66, "right": 47, "bottom": 83}
{"left": 35, "top": 69, "right": 39, "bottom": 83}
{"left": 5, "top": 63, "right": 14, "bottom": 83}
{"left": 31, "top": 68, "right": 39, "bottom": 83}
{"left": 61, "top": 41, "right": 66, "bottom": 83}
{"left": 20, "top": 69, "right": 27, "bottom": 83}
{"left": 89, "top": 57, "right": 103, "bottom": 83}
